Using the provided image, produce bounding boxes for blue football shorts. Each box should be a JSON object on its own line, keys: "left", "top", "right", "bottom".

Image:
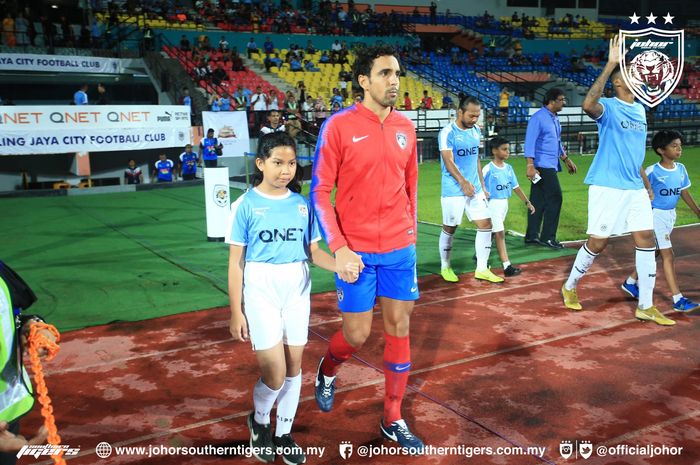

{"left": 335, "top": 244, "right": 419, "bottom": 313}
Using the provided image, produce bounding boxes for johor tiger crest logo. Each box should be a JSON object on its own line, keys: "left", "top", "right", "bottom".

{"left": 619, "top": 13, "right": 684, "bottom": 108}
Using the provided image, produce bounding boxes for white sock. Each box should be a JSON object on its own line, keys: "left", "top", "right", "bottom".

{"left": 275, "top": 372, "right": 302, "bottom": 437}
{"left": 626, "top": 276, "right": 637, "bottom": 285}
{"left": 636, "top": 247, "right": 657, "bottom": 310}
{"left": 475, "top": 229, "right": 492, "bottom": 271}
{"left": 503, "top": 261, "right": 511, "bottom": 269}
{"left": 673, "top": 293, "right": 683, "bottom": 304}
{"left": 439, "top": 230, "right": 454, "bottom": 269}
{"left": 253, "top": 378, "right": 283, "bottom": 425}
{"left": 565, "top": 244, "right": 598, "bottom": 290}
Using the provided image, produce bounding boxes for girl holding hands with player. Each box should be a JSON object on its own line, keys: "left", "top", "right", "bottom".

{"left": 226, "top": 132, "right": 358, "bottom": 465}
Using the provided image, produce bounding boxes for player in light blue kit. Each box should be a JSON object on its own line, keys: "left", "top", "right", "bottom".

{"left": 482, "top": 137, "right": 535, "bottom": 277}
{"left": 622, "top": 130, "right": 700, "bottom": 312}
{"left": 226, "top": 132, "right": 358, "bottom": 464}
{"left": 438, "top": 96, "right": 504, "bottom": 284}
{"left": 561, "top": 36, "right": 675, "bottom": 325}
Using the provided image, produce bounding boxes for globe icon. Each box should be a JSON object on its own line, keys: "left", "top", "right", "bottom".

{"left": 95, "top": 442, "right": 113, "bottom": 459}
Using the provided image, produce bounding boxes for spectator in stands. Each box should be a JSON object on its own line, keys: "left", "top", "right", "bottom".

{"left": 180, "top": 35, "right": 190, "bottom": 52}
{"left": 304, "top": 59, "right": 320, "bottom": 72}
{"left": 302, "top": 95, "right": 314, "bottom": 121}
{"left": 246, "top": 37, "right": 259, "bottom": 58}
{"left": 182, "top": 88, "right": 192, "bottom": 110}
{"left": 499, "top": 88, "right": 510, "bottom": 122}
{"left": 251, "top": 86, "right": 269, "bottom": 129}
{"left": 195, "top": 59, "right": 212, "bottom": 81}
{"left": 331, "top": 39, "right": 341, "bottom": 52}
{"left": 403, "top": 92, "right": 412, "bottom": 110}
{"left": 153, "top": 154, "right": 175, "bottom": 183}
{"left": 290, "top": 57, "right": 303, "bottom": 72}
{"left": 233, "top": 85, "right": 250, "bottom": 110}
{"left": 179, "top": 144, "right": 198, "bottom": 180}
{"left": 14, "top": 13, "right": 29, "bottom": 46}
{"left": 212, "top": 64, "right": 227, "bottom": 86}
{"left": 306, "top": 40, "right": 316, "bottom": 55}
{"left": 231, "top": 48, "right": 245, "bottom": 71}
{"left": 97, "top": 83, "right": 108, "bottom": 105}
{"left": 143, "top": 25, "right": 154, "bottom": 51}
{"left": 571, "top": 57, "right": 586, "bottom": 73}
{"left": 209, "top": 93, "right": 221, "bottom": 112}
{"left": 330, "top": 101, "right": 342, "bottom": 114}
{"left": 124, "top": 159, "right": 144, "bottom": 184}
{"left": 420, "top": 90, "right": 433, "bottom": 109}
{"left": 484, "top": 114, "right": 500, "bottom": 138}
{"left": 319, "top": 51, "right": 331, "bottom": 64}
{"left": 524, "top": 88, "right": 577, "bottom": 248}
{"left": 220, "top": 92, "right": 232, "bottom": 111}
{"left": 3, "top": 14, "right": 15, "bottom": 47}
{"left": 91, "top": 20, "right": 102, "bottom": 47}
{"left": 284, "top": 91, "right": 299, "bottom": 115}
{"left": 542, "top": 54, "right": 552, "bottom": 66}
{"left": 74, "top": 84, "right": 89, "bottom": 105}
{"left": 313, "top": 96, "right": 328, "bottom": 120}
{"left": 259, "top": 109, "right": 286, "bottom": 136}
{"left": 430, "top": 2, "right": 437, "bottom": 25}
{"left": 268, "top": 92, "right": 280, "bottom": 111}
{"left": 442, "top": 93, "right": 454, "bottom": 109}
{"left": 330, "top": 88, "right": 343, "bottom": 108}
{"left": 219, "top": 36, "right": 229, "bottom": 53}
{"left": 263, "top": 37, "right": 274, "bottom": 54}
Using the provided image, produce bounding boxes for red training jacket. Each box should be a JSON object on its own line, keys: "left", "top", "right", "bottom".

{"left": 310, "top": 103, "right": 418, "bottom": 254}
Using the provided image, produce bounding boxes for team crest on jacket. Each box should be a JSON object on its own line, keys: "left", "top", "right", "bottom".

{"left": 298, "top": 204, "right": 308, "bottom": 218}
{"left": 396, "top": 132, "right": 407, "bottom": 149}
{"left": 619, "top": 21, "right": 684, "bottom": 108}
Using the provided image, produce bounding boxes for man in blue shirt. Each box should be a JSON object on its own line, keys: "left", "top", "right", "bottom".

{"left": 179, "top": 144, "right": 198, "bottom": 181}
{"left": 561, "top": 36, "right": 674, "bottom": 326}
{"left": 153, "top": 154, "right": 175, "bottom": 182}
{"left": 200, "top": 128, "right": 222, "bottom": 167}
{"left": 74, "top": 84, "right": 88, "bottom": 105}
{"left": 524, "top": 87, "right": 577, "bottom": 248}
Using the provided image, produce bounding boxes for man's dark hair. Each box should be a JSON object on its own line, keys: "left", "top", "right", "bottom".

{"left": 652, "top": 130, "right": 683, "bottom": 156}
{"left": 490, "top": 136, "right": 509, "bottom": 152}
{"left": 543, "top": 87, "right": 565, "bottom": 105}
{"left": 351, "top": 44, "right": 399, "bottom": 91}
{"left": 458, "top": 95, "right": 481, "bottom": 111}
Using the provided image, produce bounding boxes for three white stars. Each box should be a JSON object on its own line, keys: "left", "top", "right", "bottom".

{"left": 629, "top": 12, "right": 674, "bottom": 25}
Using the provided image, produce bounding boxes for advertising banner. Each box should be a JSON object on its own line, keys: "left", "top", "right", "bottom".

{"left": 0, "top": 53, "right": 125, "bottom": 74}
{"left": 201, "top": 111, "right": 250, "bottom": 158}
{"left": 0, "top": 105, "right": 191, "bottom": 155}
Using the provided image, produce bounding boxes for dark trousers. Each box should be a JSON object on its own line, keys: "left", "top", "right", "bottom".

{"left": 204, "top": 159, "right": 218, "bottom": 168}
{"left": 525, "top": 167, "right": 562, "bottom": 242}
{"left": 182, "top": 173, "right": 196, "bottom": 181}
{"left": 0, "top": 421, "right": 20, "bottom": 465}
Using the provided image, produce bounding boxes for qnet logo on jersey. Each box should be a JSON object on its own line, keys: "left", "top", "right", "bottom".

{"left": 619, "top": 12, "right": 684, "bottom": 108}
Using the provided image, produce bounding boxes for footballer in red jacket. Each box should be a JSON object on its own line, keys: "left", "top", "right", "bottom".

{"left": 310, "top": 44, "right": 424, "bottom": 453}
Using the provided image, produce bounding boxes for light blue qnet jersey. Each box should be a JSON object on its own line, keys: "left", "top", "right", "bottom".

{"left": 584, "top": 97, "right": 647, "bottom": 190}
{"left": 483, "top": 161, "right": 519, "bottom": 199}
{"left": 438, "top": 122, "right": 482, "bottom": 197}
{"left": 646, "top": 162, "right": 691, "bottom": 210}
{"left": 226, "top": 188, "right": 321, "bottom": 264}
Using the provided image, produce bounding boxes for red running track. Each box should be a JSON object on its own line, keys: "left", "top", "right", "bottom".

{"left": 21, "top": 226, "right": 700, "bottom": 465}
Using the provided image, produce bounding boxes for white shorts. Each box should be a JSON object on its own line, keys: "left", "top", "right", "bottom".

{"left": 441, "top": 192, "right": 491, "bottom": 226}
{"left": 586, "top": 185, "right": 653, "bottom": 237}
{"left": 243, "top": 261, "right": 311, "bottom": 351}
{"left": 653, "top": 208, "right": 676, "bottom": 250}
{"left": 487, "top": 198, "right": 509, "bottom": 233}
